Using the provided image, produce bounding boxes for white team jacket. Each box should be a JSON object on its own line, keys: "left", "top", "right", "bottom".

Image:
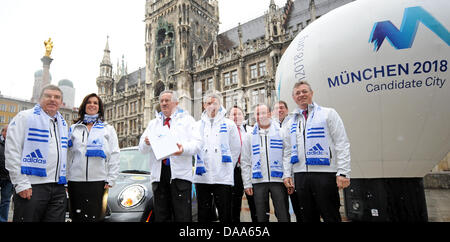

{"left": 282, "top": 103, "right": 351, "bottom": 178}
{"left": 139, "top": 109, "right": 201, "bottom": 184}
{"left": 241, "top": 121, "right": 285, "bottom": 189}
{"left": 193, "top": 107, "right": 241, "bottom": 186}
{"left": 67, "top": 121, "right": 120, "bottom": 187}
{"left": 5, "top": 109, "right": 67, "bottom": 193}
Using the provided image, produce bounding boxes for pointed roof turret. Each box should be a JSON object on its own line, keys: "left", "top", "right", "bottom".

{"left": 101, "top": 36, "right": 112, "bottom": 66}
{"left": 269, "top": 0, "right": 277, "bottom": 12}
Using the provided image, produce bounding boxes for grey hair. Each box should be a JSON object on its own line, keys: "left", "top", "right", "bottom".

{"left": 292, "top": 81, "right": 313, "bottom": 95}
{"left": 159, "top": 90, "right": 179, "bottom": 102}
{"left": 202, "top": 90, "right": 222, "bottom": 105}
{"left": 39, "top": 84, "right": 63, "bottom": 101}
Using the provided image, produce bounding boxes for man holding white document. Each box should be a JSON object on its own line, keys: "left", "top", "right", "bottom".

{"left": 139, "top": 90, "right": 201, "bottom": 222}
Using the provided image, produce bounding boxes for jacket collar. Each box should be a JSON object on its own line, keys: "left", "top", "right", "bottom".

{"left": 201, "top": 106, "right": 227, "bottom": 124}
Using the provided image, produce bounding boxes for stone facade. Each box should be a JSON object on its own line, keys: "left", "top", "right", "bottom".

{"left": 97, "top": 0, "right": 355, "bottom": 147}
{"left": 97, "top": 37, "right": 146, "bottom": 148}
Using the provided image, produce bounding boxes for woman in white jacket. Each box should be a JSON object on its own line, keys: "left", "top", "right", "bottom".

{"left": 67, "top": 93, "right": 120, "bottom": 222}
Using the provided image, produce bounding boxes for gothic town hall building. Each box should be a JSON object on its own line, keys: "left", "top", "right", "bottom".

{"left": 96, "top": 0, "right": 353, "bottom": 148}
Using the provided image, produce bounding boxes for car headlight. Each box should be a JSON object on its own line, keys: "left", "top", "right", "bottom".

{"left": 118, "top": 184, "right": 146, "bottom": 209}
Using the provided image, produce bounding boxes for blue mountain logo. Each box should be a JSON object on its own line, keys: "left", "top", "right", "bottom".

{"left": 369, "top": 6, "right": 450, "bottom": 51}
{"left": 92, "top": 139, "right": 103, "bottom": 145}
{"left": 309, "top": 143, "right": 324, "bottom": 152}
{"left": 23, "top": 149, "right": 46, "bottom": 164}
{"left": 307, "top": 143, "right": 328, "bottom": 157}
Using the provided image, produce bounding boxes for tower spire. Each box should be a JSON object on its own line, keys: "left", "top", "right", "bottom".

{"left": 97, "top": 36, "right": 113, "bottom": 99}
{"left": 101, "top": 35, "right": 112, "bottom": 66}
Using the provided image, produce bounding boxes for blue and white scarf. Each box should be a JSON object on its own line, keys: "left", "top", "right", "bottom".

{"left": 83, "top": 114, "right": 98, "bottom": 124}
{"left": 20, "top": 104, "right": 68, "bottom": 184}
{"left": 251, "top": 123, "right": 283, "bottom": 179}
{"left": 219, "top": 122, "right": 232, "bottom": 163}
{"left": 195, "top": 119, "right": 232, "bottom": 176}
{"left": 195, "top": 154, "right": 206, "bottom": 176}
{"left": 290, "top": 104, "right": 330, "bottom": 166}
{"left": 85, "top": 121, "right": 107, "bottom": 159}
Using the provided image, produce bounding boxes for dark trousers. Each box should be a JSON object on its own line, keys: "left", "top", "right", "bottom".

{"left": 0, "top": 179, "right": 13, "bottom": 222}
{"left": 232, "top": 166, "right": 257, "bottom": 222}
{"left": 290, "top": 190, "right": 301, "bottom": 222}
{"left": 294, "top": 172, "right": 342, "bottom": 222}
{"left": 68, "top": 181, "right": 106, "bottom": 222}
{"left": 152, "top": 162, "right": 192, "bottom": 222}
{"left": 253, "top": 182, "right": 290, "bottom": 222}
{"left": 245, "top": 191, "right": 258, "bottom": 222}
{"left": 196, "top": 183, "right": 232, "bottom": 222}
{"left": 13, "top": 183, "right": 67, "bottom": 222}
{"left": 232, "top": 166, "right": 243, "bottom": 222}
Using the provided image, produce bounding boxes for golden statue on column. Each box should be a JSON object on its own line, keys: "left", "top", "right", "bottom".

{"left": 44, "top": 38, "right": 54, "bottom": 57}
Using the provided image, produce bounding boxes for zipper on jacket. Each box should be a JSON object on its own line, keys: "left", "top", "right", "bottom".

{"left": 261, "top": 135, "right": 270, "bottom": 182}
{"left": 52, "top": 120, "right": 60, "bottom": 182}
{"left": 329, "top": 148, "right": 332, "bottom": 160}
{"left": 85, "top": 129, "right": 89, "bottom": 181}
{"left": 300, "top": 118, "right": 308, "bottom": 173}
{"left": 86, "top": 157, "right": 89, "bottom": 181}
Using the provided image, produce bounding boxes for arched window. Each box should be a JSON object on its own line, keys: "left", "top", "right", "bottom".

{"left": 154, "top": 81, "right": 165, "bottom": 98}
{"left": 197, "top": 46, "right": 203, "bottom": 59}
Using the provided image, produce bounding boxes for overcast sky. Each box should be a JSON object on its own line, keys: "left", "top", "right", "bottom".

{"left": 0, "top": 0, "right": 287, "bottom": 107}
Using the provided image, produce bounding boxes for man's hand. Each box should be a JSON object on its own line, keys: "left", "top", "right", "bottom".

{"left": 284, "top": 177, "right": 295, "bottom": 195}
{"left": 18, "top": 188, "right": 32, "bottom": 200}
{"left": 173, "top": 143, "right": 184, "bottom": 156}
{"left": 336, "top": 176, "right": 350, "bottom": 189}
{"left": 144, "top": 136, "right": 150, "bottom": 146}
{"left": 244, "top": 188, "right": 253, "bottom": 196}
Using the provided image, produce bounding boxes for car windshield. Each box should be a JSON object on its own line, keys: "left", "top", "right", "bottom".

{"left": 119, "top": 149, "right": 150, "bottom": 174}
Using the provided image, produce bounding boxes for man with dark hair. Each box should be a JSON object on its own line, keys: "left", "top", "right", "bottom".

{"left": 228, "top": 106, "right": 257, "bottom": 222}
{"left": 5, "top": 84, "right": 69, "bottom": 222}
{"left": 273, "top": 100, "right": 302, "bottom": 221}
{"left": 273, "top": 101, "right": 290, "bottom": 128}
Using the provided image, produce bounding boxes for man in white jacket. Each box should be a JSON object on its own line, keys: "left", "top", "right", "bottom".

{"left": 139, "top": 90, "right": 201, "bottom": 222}
{"left": 241, "top": 104, "right": 290, "bottom": 222}
{"left": 273, "top": 100, "right": 301, "bottom": 220}
{"left": 228, "top": 106, "right": 257, "bottom": 222}
{"left": 5, "top": 85, "right": 68, "bottom": 222}
{"left": 194, "top": 92, "right": 241, "bottom": 222}
{"left": 282, "top": 81, "right": 351, "bottom": 222}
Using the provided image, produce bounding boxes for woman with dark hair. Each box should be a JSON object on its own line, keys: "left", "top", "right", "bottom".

{"left": 67, "top": 93, "right": 120, "bottom": 222}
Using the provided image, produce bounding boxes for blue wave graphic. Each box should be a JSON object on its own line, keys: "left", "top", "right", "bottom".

{"left": 369, "top": 6, "right": 450, "bottom": 51}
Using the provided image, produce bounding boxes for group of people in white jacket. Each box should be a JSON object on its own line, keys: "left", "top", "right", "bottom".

{"left": 139, "top": 81, "right": 351, "bottom": 223}
{"left": 5, "top": 86, "right": 120, "bottom": 222}
{"left": 4, "top": 80, "right": 350, "bottom": 223}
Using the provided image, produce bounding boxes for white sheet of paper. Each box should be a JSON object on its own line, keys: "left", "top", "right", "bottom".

{"left": 148, "top": 125, "right": 179, "bottom": 160}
